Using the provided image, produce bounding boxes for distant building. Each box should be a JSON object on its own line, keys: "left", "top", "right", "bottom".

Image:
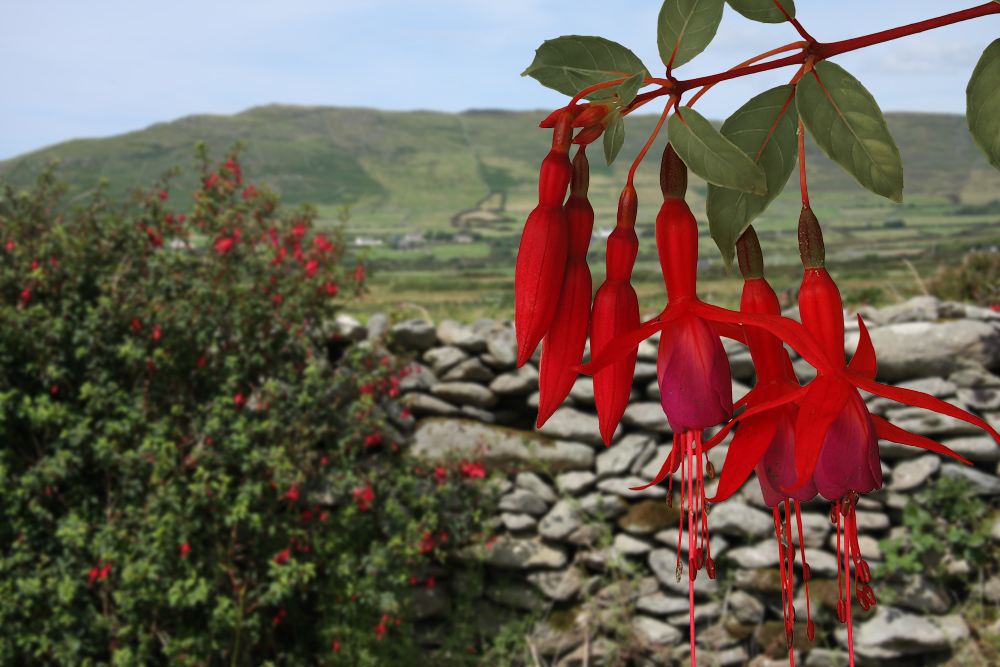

{"left": 453, "top": 234, "right": 473, "bottom": 243}
{"left": 353, "top": 237, "right": 383, "bottom": 246}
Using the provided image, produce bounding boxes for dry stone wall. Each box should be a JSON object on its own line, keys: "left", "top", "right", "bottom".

{"left": 334, "top": 296, "right": 1000, "bottom": 666}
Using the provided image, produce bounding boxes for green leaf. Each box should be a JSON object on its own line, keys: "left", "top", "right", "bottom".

{"left": 667, "top": 106, "right": 767, "bottom": 195}
{"left": 966, "top": 38, "right": 1000, "bottom": 171}
{"left": 725, "top": 0, "right": 794, "bottom": 23}
{"left": 616, "top": 72, "right": 646, "bottom": 107}
{"left": 522, "top": 36, "right": 650, "bottom": 99}
{"left": 657, "top": 0, "right": 725, "bottom": 69}
{"left": 796, "top": 60, "right": 904, "bottom": 203}
{"left": 706, "top": 85, "right": 799, "bottom": 270}
{"left": 603, "top": 112, "right": 626, "bottom": 166}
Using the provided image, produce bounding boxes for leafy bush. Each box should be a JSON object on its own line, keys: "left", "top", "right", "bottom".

{"left": 0, "top": 147, "right": 490, "bottom": 666}
{"left": 929, "top": 250, "right": 1000, "bottom": 307}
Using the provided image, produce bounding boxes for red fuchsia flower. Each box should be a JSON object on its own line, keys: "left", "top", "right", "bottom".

{"left": 179, "top": 542, "right": 190, "bottom": 559}
{"left": 233, "top": 393, "right": 246, "bottom": 410}
{"left": 353, "top": 485, "right": 375, "bottom": 512}
{"left": 434, "top": 466, "right": 448, "bottom": 485}
{"left": 19, "top": 287, "right": 31, "bottom": 305}
{"left": 305, "top": 259, "right": 319, "bottom": 278}
{"left": 458, "top": 460, "right": 486, "bottom": 480}
{"left": 214, "top": 237, "right": 234, "bottom": 254}
{"left": 158, "top": 190, "right": 168, "bottom": 201}
{"left": 284, "top": 485, "right": 300, "bottom": 503}
{"left": 152, "top": 324, "right": 161, "bottom": 343}
{"left": 374, "top": 613, "right": 388, "bottom": 642}
{"left": 273, "top": 549, "right": 290, "bottom": 565}
{"left": 537, "top": 145, "right": 595, "bottom": 427}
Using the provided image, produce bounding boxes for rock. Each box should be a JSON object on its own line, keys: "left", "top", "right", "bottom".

{"left": 950, "top": 367, "right": 1000, "bottom": 388}
{"left": 796, "top": 548, "right": 839, "bottom": 577}
{"left": 423, "top": 345, "right": 469, "bottom": 375}
{"left": 622, "top": 402, "right": 673, "bottom": 433}
{"left": 553, "top": 637, "right": 612, "bottom": 667}
{"left": 654, "top": 530, "right": 728, "bottom": 558}
{"left": 499, "top": 489, "right": 549, "bottom": 516}
{"left": 556, "top": 471, "right": 597, "bottom": 496}
{"left": 893, "top": 376, "right": 958, "bottom": 398}
{"left": 618, "top": 499, "right": 680, "bottom": 535}
{"left": 709, "top": 501, "right": 774, "bottom": 538}
{"left": 729, "top": 590, "right": 765, "bottom": 624}
{"left": 732, "top": 379, "right": 753, "bottom": 403}
{"left": 939, "top": 435, "right": 1000, "bottom": 463}
{"left": 596, "top": 476, "right": 667, "bottom": 499}
{"left": 940, "top": 463, "right": 1000, "bottom": 494}
{"left": 527, "top": 567, "right": 584, "bottom": 602}
{"left": 501, "top": 512, "right": 538, "bottom": 532}
{"left": 729, "top": 350, "right": 756, "bottom": 381}
{"left": 733, "top": 569, "right": 784, "bottom": 593}
{"left": 490, "top": 364, "right": 539, "bottom": 395}
{"left": 646, "top": 379, "right": 661, "bottom": 401}
{"left": 568, "top": 376, "right": 595, "bottom": 405}
{"left": 470, "top": 536, "right": 567, "bottom": 569}
{"left": 410, "top": 419, "right": 594, "bottom": 472}
{"left": 579, "top": 492, "right": 628, "bottom": 520}
{"left": 536, "top": 406, "right": 618, "bottom": 446}
{"left": 324, "top": 313, "right": 367, "bottom": 343}
{"left": 632, "top": 615, "right": 683, "bottom": 645}
{"left": 565, "top": 524, "right": 604, "bottom": 547}
{"left": 412, "top": 586, "right": 452, "bottom": 619}
{"left": 887, "top": 454, "right": 940, "bottom": 491}
{"left": 459, "top": 405, "right": 496, "bottom": 423}
{"left": 631, "top": 439, "right": 660, "bottom": 474}
{"left": 538, "top": 500, "right": 584, "bottom": 540}
{"left": 399, "top": 362, "right": 439, "bottom": 392}
{"left": 436, "top": 320, "right": 487, "bottom": 352}
{"left": 885, "top": 403, "right": 984, "bottom": 437}
{"left": 992, "top": 517, "right": 1000, "bottom": 542}
{"left": 789, "top": 512, "right": 831, "bottom": 548}
{"left": 958, "top": 385, "right": 1000, "bottom": 411}
{"left": 613, "top": 533, "right": 654, "bottom": 556}
{"left": 804, "top": 649, "right": 851, "bottom": 667}
{"left": 844, "top": 320, "right": 1000, "bottom": 383}
{"left": 666, "top": 602, "right": 722, "bottom": 626}
{"left": 826, "top": 533, "right": 882, "bottom": 561}
{"left": 633, "top": 361, "right": 658, "bottom": 383}
{"left": 366, "top": 313, "right": 388, "bottom": 341}
{"left": 430, "top": 382, "right": 498, "bottom": 408}
{"left": 884, "top": 575, "right": 957, "bottom": 614}
{"left": 596, "top": 434, "right": 656, "bottom": 479}
{"left": 516, "top": 472, "right": 558, "bottom": 503}
{"left": 639, "top": 444, "right": 673, "bottom": 481}
{"left": 931, "top": 613, "right": 971, "bottom": 644}
{"left": 792, "top": 358, "right": 818, "bottom": 383}
{"left": 877, "top": 438, "right": 925, "bottom": 460}
{"left": 725, "top": 541, "right": 780, "bottom": 569}
{"left": 486, "top": 580, "right": 544, "bottom": 610}
{"left": 854, "top": 511, "right": 891, "bottom": 532}
{"left": 649, "top": 549, "right": 719, "bottom": 597}
{"left": 482, "top": 326, "right": 517, "bottom": 369}
{"left": 637, "top": 338, "right": 658, "bottom": 361}
{"left": 879, "top": 295, "right": 940, "bottom": 324}
{"left": 635, "top": 592, "right": 690, "bottom": 616}
{"left": 406, "top": 393, "right": 460, "bottom": 417}
{"left": 839, "top": 605, "right": 948, "bottom": 659}
{"left": 391, "top": 318, "right": 438, "bottom": 350}
{"left": 441, "top": 358, "right": 495, "bottom": 382}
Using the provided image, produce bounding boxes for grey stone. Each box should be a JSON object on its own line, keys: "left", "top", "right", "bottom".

{"left": 366, "top": 313, "right": 388, "bottom": 341}
{"left": 789, "top": 511, "right": 831, "bottom": 548}
{"left": 826, "top": 533, "right": 883, "bottom": 561}
{"left": 391, "top": 318, "right": 438, "bottom": 350}
{"left": 729, "top": 349, "right": 756, "bottom": 381}
{"left": 991, "top": 516, "right": 1000, "bottom": 542}
{"left": 893, "top": 376, "right": 958, "bottom": 398}
{"left": 324, "top": 313, "right": 367, "bottom": 343}
{"left": 500, "top": 512, "right": 538, "bottom": 532}
{"left": 877, "top": 438, "right": 925, "bottom": 460}
{"left": 638, "top": 444, "right": 673, "bottom": 481}
{"left": 409, "top": 419, "right": 594, "bottom": 472}
{"left": 630, "top": 439, "right": 659, "bottom": 475}
{"left": 732, "top": 379, "right": 753, "bottom": 404}
{"left": 579, "top": 492, "right": 628, "bottom": 520}
{"left": 527, "top": 567, "right": 583, "bottom": 602}
{"left": 940, "top": 435, "right": 1000, "bottom": 463}
{"left": 436, "top": 319, "right": 487, "bottom": 352}
{"left": 498, "top": 489, "right": 548, "bottom": 516}
{"left": 422, "top": 345, "right": 469, "bottom": 375}
{"left": 958, "top": 385, "right": 1000, "bottom": 411}
{"left": 646, "top": 379, "right": 661, "bottom": 401}
{"left": 568, "top": 376, "right": 595, "bottom": 405}
{"left": 406, "top": 393, "right": 460, "bottom": 417}
{"left": 635, "top": 592, "right": 690, "bottom": 616}
{"left": 666, "top": 601, "right": 721, "bottom": 627}
{"left": 565, "top": 523, "right": 605, "bottom": 547}
{"left": 535, "top": 406, "right": 618, "bottom": 446}
{"left": 637, "top": 338, "right": 658, "bottom": 361}
{"left": 490, "top": 364, "right": 539, "bottom": 395}
{"left": 613, "top": 533, "right": 654, "bottom": 556}
{"left": 459, "top": 404, "right": 496, "bottom": 423}
{"left": 486, "top": 581, "right": 544, "bottom": 610}
{"left": 708, "top": 500, "right": 774, "bottom": 538}
{"left": 555, "top": 471, "right": 597, "bottom": 496}
{"left": 714, "top": 646, "right": 750, "bottom": 667}
{"left": 888, "top": 454, "right": 940, "bottom": 491}
{"left": 649, "top": 549, "right": 719, "bottom": 597}
{"left": 469, "top": 536, "right": 567, "bottom": 569}
{"left": 596, "top": 434, "right": 655, "bottom": 479}
{"left": 885, "top": 402, "right": 984, "bottom": 437}
{"left": 838, "top": 605, "right": 948, "bottom": 659}
{"left": 879, "top": 295, "right": 940, "bottom": 324}
{"left": 653, "top": 530, "right": 729, "bottom": 558}
{"left": 596, "top": 476, "right": 668, "bottom": 499}
{"left": 483, "top": 327, "right": 517, "bottom": 369}
{"left": 797, "top": 548, "right": 839, "bottom": 577}
{"left": 622, "top": 402, "right": 673, "bottom": 433}
{"left": 398, "top": 362, "right": 438, "bottom": 392}
{"left": 441, "top": 358, "right": 495, "bottom": 382}
{"left": 725, "top": 541, "right": 780, "bottom": 569}
{"left": 632, "top": 615, "right": 683, "bottom": 645}
{"left": 804, "top": 649, "right": 851, "bottom": 667}
{"left": 538, "top": 500, "right": 584, "bottom": 540}
{"left": 516, "top": 472, "right": 557, "bottom": 503}
{"left": 412, "top": 586, "right": 452, "bottom": 619}
{"left": 854, "top": 511, "right": 891, "bottom": 532}
{"left": 931, "top": 613, "right": 970, "bottom": 644}
{"left": 633, "top": 361, "right": 658, "bottom": 383}
{"left": 430, "top": 382, "right": 498, "bottom": 408}
{"left": 729, "top": 590, "right": 765, "bottom": 625}
{"left": 940, "top": 463, "right": 1000, "bottom": 494}
{"left": 950, "top": 367, "right": 1000, "bottom": 388}
{"left": 553, "top": 637, "right": 612, "bottom": 667}
{"left": 792, "top": 358, "right": 818, "bottom": 383}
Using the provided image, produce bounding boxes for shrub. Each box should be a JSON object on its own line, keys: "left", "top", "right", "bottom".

{"left": 0, "top": 147, "right": 490, "bottom": 666}
{"left": 929, "top": 250, "right": 1000, "bottom": 307}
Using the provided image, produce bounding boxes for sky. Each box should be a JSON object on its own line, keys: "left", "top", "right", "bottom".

{"left": 3, "top": 0, "right": 999, "bottom": 160}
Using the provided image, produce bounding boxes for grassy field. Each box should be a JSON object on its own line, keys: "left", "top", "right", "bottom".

{"left": 3, "top": 105, "right": 999, "bottom": 323}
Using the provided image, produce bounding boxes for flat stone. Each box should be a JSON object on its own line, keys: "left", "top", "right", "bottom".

{"left": 459, "top": 404, "right": 497, "bottom": 423}
{"left": 725, "top": 541, "right": 780, "bottom": 569}
{"left": 516, "top": 472, "right": 558, "bottom": 503}
{"left": 483, "top": 326, "right": 517, "bottom": 369}
{"left": 596, "top": 434, "right": 655, "bottom": 478}
{"left": 579, "top": 492, "right": 628, "bottom": 520}
{"left": 499, "top": 489, "right": 549, "bottom": 515}
{"left": 568, "top": 376, "right": 595, "bottom": 405}
{"left": 409, "top": 418, "right": 594, "bottom": 472}
{"left": 412, "top": 586, "right": 452, "bottom": 619}
{"left": 613, "top": 533, "right": 654, "bottom": 556}
{"left": 436, "top": 319, "right": 487, "bottom": 352}
{"left": 940, "top": 463, "right": 1000, "bottom": 494}
{"left": 958, "top": 386, "right": 1000, "bottom": 411}
{"left": 490, "top": 364, "right": 539, "bottom": 395}
{"left": 430, "top": 382, "right": 498, "bottom": 408}
{"left": 500, "top": 512, "right": 538, "bottom": 532}
{"left": 992, "top": 517, "right": 1000, "bottom": 542}
{"left": 732, "top": 379, "right": 753, "bottom": 403}
{"left": 552, "top": 637, "right": 612, "bottom": 667}
{"left": 406, "top": 393, "right": 460, "bottom": 417}
{"left": 324, "top": 313, "right": 367, "bottom": 343}
{"left": 399, "top": 362, "right": 439, "bottom": 392}
{"left": 564, "top": 524, "right": 604, "bottom": 547}
{"left": 653, "top": 530, "right": 729, "bottom": 558}
{"left": 729, "top": 590, "right": 765, "bottom": 624}
{"left": 792, "top": 358, "right": 818, "bottom": 383}
{"left": 618, "top": 499, "right": 681, "bottom": 535}
{"left": 486, "top": 581, "right": 544, "bottom": 611}
{"left": 804, "top": 649, "right": 851, "bottom": 667}
{"left": 885, "top": 403, "right": 984, "bottom": 437}
{"left": 826, "top": 533, "right": 883, "bottom": 561}
{"left": 931, "top": 613, "right": 970, "bottom": 644}
{"left": 940, "top": 435, "right": 1000, "bottom": 463}
{"left": 441, "top": 358, "right": 495, "bottom": 382}
{"left": 631, "top": 439, "right": 659, "bottom": 474}
{"left": 634, "top": 361, "right": 658, "bottom": 383}
{"left": 729, "top": 349, "right": 756, "bottom": 381}
{"left": 888, "top": 454, "right": 940, "bottom": 491}
{"left": 535, "top": 406, "right": 618, "bottom": 446}
{"left": 632, "top": 615, "right": 683, "bottom": 645}
{"left": 596, "top": 476, "right": 668, "bottom": 499}
{"left": 879, "top": 295, "right": 940, "bottom": 324}
{"left": 789, "top": 512, "right": 831, "bottom": 548}
{"left": 538, "top": 500, "right": 584, "bottom": 540}
{"left": 622, "top": 402, "right": 673, "bottom": 433}
{"left": 391, "top": 318, "right": 438, "bottom": 350}
{"left": 422, "top": 345, "right": 469, "bottom": 375}
{"left": 893, "top": 376, "right": 958, "bottom": 398}
{"left": 635, "top": 592, "right": 690, "bottom": 616}
{"left": 838, "top": 605, "right": 948, "bottom": 659}
{"left": 646, "top": 379, "right": 661, "bottom": 401}
{"left": 733, "top": 569, "right": 784, "bottom": 593}
{"left": 638, "top": 444, "right": 673, "bottom": 481}
{"left": 366, "top": 313, "right": 388, "bottom": 341}
{"left": 637, "top": 338, "right": 658, "bottom": 361}
{"left": 877, "top": 438, "right": 925, "bottom": 460}
{"left": 709, "top": 500, "right": 774, "bottom": 538}
{"left": 950, "top": 367, "right": 1000, "bottom": 388}
{"left": 469, "top": 536, "right": 567, "bottom": 569}
{"left": 527, "top": 567, "right": 583, "bottom": 602}
{"left": 854, "top": 511, "right": 891, "bottom": 532}
{"left": 666, "top": 602, "right": 722, "bottom": 627}
{"left": 648, "top": 549, "right": 719, "bottom": 597}
{"left": 797, "top": 548, "right": 839, "bottom": 578}
{"left": 555, "top": 471, "right": 596, "bottom": 496}
{"left": 885, "top": 574, "right": 951, "bottom": 614}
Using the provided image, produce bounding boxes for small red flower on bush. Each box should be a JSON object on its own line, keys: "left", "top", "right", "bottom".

{"left": 179, "top": 543, "right": 190, "bottom": 559}
{"left": 353, "top": 485, "right": 375, "bottom": 512}
{"left": 458, "top": 460, "right": 486, "bottom": 480}
{"left": 273, "top": 549, "right": 290, "bottom": 565}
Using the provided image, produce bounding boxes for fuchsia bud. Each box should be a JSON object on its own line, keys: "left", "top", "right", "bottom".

{"left": 537, "top": 147, "right": 594, "bottom": 427}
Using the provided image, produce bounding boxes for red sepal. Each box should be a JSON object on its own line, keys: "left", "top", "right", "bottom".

{"left": 847, "top": 315, "right": 877, "bottom": 380}
{"left": 872, "top": 415, "right": 972, "bottom": 465}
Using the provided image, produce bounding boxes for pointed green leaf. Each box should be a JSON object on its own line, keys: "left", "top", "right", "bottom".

{"left": 616, "top": 72, "right": 646, "bottom": 107}
{"left": 966, "top": 38, "right": 1000, "bottom": 171}
{"left": 667, "top": 106, "right": 767, "bottom": 195}
{"left": 707, "top": 85, "right": 799, "bottom": 270}
{"left": 725, "top": 0, "right": 794, "bottom": 23}
{"left": 796, "top": 60, "right": 903, "bottom": 203}
{"left": 603, "top": 112, "right": 626, "bottom": 166}
{"left": 657, "top": 0, "right": 725, "bottom": 69}
{"left": 522, "top": 36, "right": 650, "bottom": 99}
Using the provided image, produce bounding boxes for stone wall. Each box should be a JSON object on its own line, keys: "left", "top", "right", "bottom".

{"left": 335, "top": 296, "right": 1000, "bottom": 666}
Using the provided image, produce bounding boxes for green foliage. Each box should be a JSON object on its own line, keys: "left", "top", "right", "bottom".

{"left": 667, "top": 106, "right": 767, "bottom": 195}
{"left": 0, "top": 150, "right": 491, "bottom": 666}
{"left": 877, "top": 476, "right": 997, "bottom": 580}
{"left": 966, "top": 38, "right": 1000, "bottom": 171}
{"left": 520, "top": 36, "right": 649, "bottom": 100}
{"left": 797, "top": 61, "right": 904, "bottom": 203}
{"left": 657, "top": 0, "right": 725, "bottom": 69}
{"left": 706, "top": 85, "right": 799, "bottom": 270}
{"left": 929, "top": 251, "right": 1000, "bottom": 308}
{"left": 725, "top": 0, "right": 794, "bottom": 23}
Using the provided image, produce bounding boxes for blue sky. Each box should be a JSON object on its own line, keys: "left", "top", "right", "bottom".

{"left": 3, "top": 0, "right": 998, "bottom": 160}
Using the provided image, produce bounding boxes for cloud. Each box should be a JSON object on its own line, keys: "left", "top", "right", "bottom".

{"left": 877, "top": 38, "right": 980, "bottom": 74}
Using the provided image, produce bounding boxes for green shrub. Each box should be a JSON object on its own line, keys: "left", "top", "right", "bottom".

{"left": 929, "top": 250, "right": 1000, "bottom": 307}
{"left": 0, "top": 147, "right": 490, "bottom": 666}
